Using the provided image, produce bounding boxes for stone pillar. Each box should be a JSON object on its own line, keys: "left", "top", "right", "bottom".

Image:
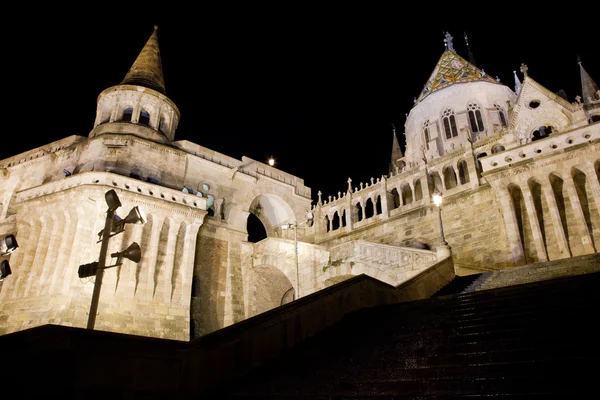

{"left": 162, "top": 219, "right": 181, "bottom": 302}
{"left": 23, "top": 216, "right": 50, "bottom": 297}
{"left": 498, "top": 188, "right": 526, "bottom": 266}
{"left": 421, "top": 169, "right": 432, "bottom": 205}
{"left": 380, "top": 177, "right": 390, "bottom": 218}
{"left": 37, "top": 213, "right": 64, "bottom": 296}
{"left": 541, "top": 183, "right": 571, "bottom": 258}
{"left": 521, "top": 184, "right": 549, "bottom": 262}
{"left": 563, "top": 176, "right": 596, "bottom": 253}
{"left": 177, "top": 222, "right": 202, "bottom": 306}
{"left": 582, "top": 162, "right": 600, "bottom": 222}
{"left": 142, "top": 214, "right": 165, "bottom": 301}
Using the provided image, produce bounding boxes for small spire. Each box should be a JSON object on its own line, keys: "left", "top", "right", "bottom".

{"left": 389, "top": 124, "right": 404, "bottom": 175}
{"left": 443, "top": 31, "right": 455, "bottom": 52}
{"left": 513, "top": 70, "right": 522, "bottom": 95}
{"left": 578, "top": 57, "right": 599, "bottom": 104}
{"left": 121, "top": 26, "right": 166, "bottom": 95}
{"left": 464, "top": 31, "right": 477, "bottom": 65}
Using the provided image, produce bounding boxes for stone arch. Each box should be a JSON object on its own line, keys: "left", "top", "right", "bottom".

{"left": 443, "top": 165, "right": 458, "bottom": 189}
{"left": 527, "top": 177, "right": 549, "bottom": 259}
{"left": 413, "top": 179, "right": 423, "bottom": 201}
{"left": 400, "top": 182, "right": 412, "bottom": 205}
{"left": 332, "top": 210, "right": 340, "bottom": 231}
{"left": 138, "top": 108, "right": 151, "bottom": 126}
{"left": 508, "top": 183, "right": 535, "bottom": 264}
{"left": 571, "top": 166, "right": 598, "bottom": 249}
{"left": 121, "top": 107, "right": 134, "bottom": 122}
{"left": 354, "top": 202, "right": 363, "bottom": 222}
{"left": 549, "top": 172, "right": 572, "bottom": 255}
{"left": 237, "top": 194, "right": 295, "bottom": 239}
{"left": 491, "top": 144, "right": 505, "bottom": 154}
{"left": 390, "top": 187, "right": 401, "bottom": 209}
{"left": 341, "top": 209, "right": 347, "bottom": 228}
{"left": 364, "top": 197, "right": 374, "bottom": 219}
{"left": 248, "top": 265, "right": 294, "bottom": 317}
{"left": 324, "top": 214, "right": 330, "bottom": 233}
{"left": 429, "top": 171, "right": 443, "bottom": 192}
{"left": 457, "top": 159, "right": 470, "bottom": 184}
{"left": 375, "top": 194, "right": 383, "bottom": 215}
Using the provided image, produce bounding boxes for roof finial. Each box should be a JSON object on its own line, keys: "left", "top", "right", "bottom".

{"left": 520, "top": 63, "right": 529, "bottom": 77}
{"left": 444, "top": 31, "right": 455, "bottom": 52}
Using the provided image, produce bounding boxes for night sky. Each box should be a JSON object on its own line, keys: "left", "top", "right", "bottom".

{"left": 5, "top": 8, "right": 598, "bottom": 205}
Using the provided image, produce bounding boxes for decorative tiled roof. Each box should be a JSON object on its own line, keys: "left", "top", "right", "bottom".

{"left": 417, "top": 50, "right": 500, "bottom": 102}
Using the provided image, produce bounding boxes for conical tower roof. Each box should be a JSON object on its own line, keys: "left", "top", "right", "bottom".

{"left": 389, "top": 126, "right": 404, "bottom": 174}
{"left": 121, "top": 25, "right": 166, "bottom": 95}
{"left": 417, "top": 50, "right": 499, "bottom": 102}
{"left": 579, "top": 59, "right": 599, "bottom": 104}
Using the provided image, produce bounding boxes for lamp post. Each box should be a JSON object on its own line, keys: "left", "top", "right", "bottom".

{"left": 432, "top": 188, "right": 448, "bottom": 246}
{"left": 84, "top": 189, "right": 145, "bottom": 330}
{"left": 281, "top": 212, "right": 314, "bottom": 300}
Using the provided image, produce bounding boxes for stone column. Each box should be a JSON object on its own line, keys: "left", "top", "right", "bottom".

{"left": 521, "top": 184, "right": 549, "bottom": 262}
{"left": 498, "top": 188, "right": 526, "bottom": 266}
{"left": 563, "top": 176, "right": 595, "bottom": 253}
{"left": 37, "top": 212, "right": 64, "bottom": 296}
{"left": 162, "top": 219, "right": 182, "bottom": 302}
{"left": 421, "top": 169, "right": 432, "bottom": 205}
{"left": 541, "top": 183, "right": 571, "bottom": 258}
{"left": 23, "top": 216, "right": 50, "bottom": 297}
{"left": 142, "top": 215, "right": 165, "bottom": 301}
{"left": 380, "top": 177, "right": 390, "bottom": 218}
{"left": 582, "top": 162, "right": 600, "bottom": 222}
{"left": 177, "top": 222, "right": 202, "bottom": 307}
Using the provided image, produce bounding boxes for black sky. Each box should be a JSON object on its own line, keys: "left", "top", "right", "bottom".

{"left": 5, "top": 8, "right": 598, "bottom": 205}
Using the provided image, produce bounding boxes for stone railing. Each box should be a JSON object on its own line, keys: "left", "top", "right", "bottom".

{"left": 481, "top": 123, "right": 599, "bottom": 173}
{"left": 329, "top": 240, "right": 436, "bottom": 267}
{"left": 16, "top": 171, "right": 208, "bottom": 211}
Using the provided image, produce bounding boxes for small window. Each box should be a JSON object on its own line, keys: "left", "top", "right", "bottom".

{"left": 532, "top": 126, "right": 553, "bottom": 142}
{"left": 529, "top": 100, "right": 541, "bottom": 109}
{"left": 423, "top": 120, "right": 430, "bottom": 149}
{"left": 202, "top": 183, "right": 210, "bottom": 191}
{"left": 139, "top": 110, "right": 150, "bottom": 126}
{"left": 122, "top": 108, "right": 133, "bottom": 122}
{"left": 494, "top": 104, "right": 507, "bottom": 127}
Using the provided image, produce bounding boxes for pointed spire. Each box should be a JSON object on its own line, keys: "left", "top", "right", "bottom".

{"left": 464, "top": 32, "right": 476, "bottom": 65}
{"left": 513, "top": 70, "right": 522, "bottom": 95}
{"left": 389, "top": 124, "right": 404, "bottom": 174}
{"left": 578, "top": 57, "right": 599, "bottom": 104}
{"left": 121, "top": 26, "right": 166, "bottom": 95}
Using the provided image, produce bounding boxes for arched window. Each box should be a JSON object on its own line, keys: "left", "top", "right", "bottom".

{"left": 423, "top": 120, "right": 431, "bottom": 149}
{"left": 442, "top": 108, "right": 458, "bottom": 139}
{"left": 458, "top": 160, "right": 470, "bottom": 184}
{"left": 355, "top": 203, "right": 363, "bottom": 222}
{"left": 122, "top": 108, "right": 133, "bottom": 122}
{"left": 390, "top": 188, "right": 400, "bottom": 209}
{"left": 532, "top": 125, "right": 553, "bottom": 142}
{"left": 414, "top": 179, "right": 423, "bottom": 201}
{"left": 491, "top": 145, "right": 505, "bottom": 154}
{"left": 332, "top": 211, "right": 340, "bottom": 231}
{"left": 324, "top": 215, "right": 331, "bottom": 232}
{"left": 591, "top": 115, "right": 600, "bottom": 123}
{"left": 494, "top": 104, "right": 507, "bottom": 127}
{"left": 364, "top": 198, "right": 374, "bottom": 219}
{"left": 139, "top": 110, "right": 150, "bottom": 126}
{"left": 467, "top": 102, "right": 485, "bottom": 133}
{"left": 341, "top": 209, "right": 347, "bottom": 227}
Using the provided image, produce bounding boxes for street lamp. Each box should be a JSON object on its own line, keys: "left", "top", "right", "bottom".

{"left": 83, "top": 189, "right": 146, "bottom": 330}
{"left": 0, "top": 234, "right": 19, "bottom": 281}
{"left": 432, "top": 189, "right": 448, "bottom": 246}
{"left": 281, "top": 212, "right": 314, "bottom": 300}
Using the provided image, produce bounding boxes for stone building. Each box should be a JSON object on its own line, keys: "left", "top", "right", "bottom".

{"left": 0, "top": 27, "right": 598, "bottom": 341}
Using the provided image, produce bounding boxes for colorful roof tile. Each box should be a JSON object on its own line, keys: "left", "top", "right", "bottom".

{"left": 417, "top": 50, "right": 500, "bottom": 102}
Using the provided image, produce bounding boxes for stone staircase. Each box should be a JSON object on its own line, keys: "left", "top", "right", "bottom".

{"left": 222, "top": 270, "right": 600, "bottom": 398}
